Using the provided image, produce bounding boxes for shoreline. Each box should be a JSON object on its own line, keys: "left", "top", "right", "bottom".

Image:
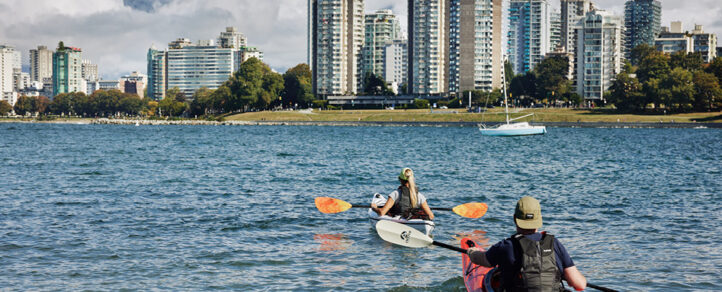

{"left": 2, "top": 118, "right": 720, "bottom": 129}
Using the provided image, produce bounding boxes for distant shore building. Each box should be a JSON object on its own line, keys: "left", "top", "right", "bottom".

{"left": 575, "top": 10, "right": 624, "bottom": 101}
{"left": 655, "top": 22, "right": 693, "bottom": 55}
{"left": 311, "top": 0, "right": 365, "bottom": 97}
{"left": 30, "top": 45, "right": 53, "bottom": 83}
{"left": 383, "top": 39, "right": 407, "bottom": 94}
{"left": 147, "top": 47, "right": 167, "bottom": 100}
{"left": 624, "top": 0, "right": 661, "bottom": 58}
{"left": 561, "top": 0, "right": 594, "bottom": 54}
{"left": 52, "top": 44, "right": 83, "bottom": 97}
{"left": 120, "top": 71, "right": 148, "bottom": 98}
{"left": 508, "top": 0, "right": 552, "bottom": 74}
{"left": 449, "top": 0, "right": 503, "bottom": 94}
{"left": 655, "top": 22, "right": 718, "bottom": 63}
{"left": 81, "top": 59, "right": 98, "bottom": 81}
{"left": 362, "top": 9, "right": 401, "bottom": 82}
{"left": 409, "top": 0, "right": 449, "bottom": 95}
{"left": 147, "top": 27, "right": 262, "bottom": 99}
{"left": 1, "top": 45, "right": 18, "bottom": 104}
{"left": 690, "top": 25, "right": 717, "bottom": 63}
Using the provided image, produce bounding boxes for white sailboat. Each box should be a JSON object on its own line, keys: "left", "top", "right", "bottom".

{"left": 479, "top": 66, "right": 546, "bottom": 136}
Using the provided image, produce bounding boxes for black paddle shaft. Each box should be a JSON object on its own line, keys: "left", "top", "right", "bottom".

{"left": 432, "top": 241, "right": 467, "bottom": 253}
{"left": 352, "top": 204, "right": 452, "bottom": 211}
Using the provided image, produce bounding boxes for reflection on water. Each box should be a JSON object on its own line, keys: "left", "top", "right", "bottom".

{"left": 453, "top": 230, "right": 491, "bottom": 249}
{"left": 314, "top": 233, "right": 353, "bottom": 251}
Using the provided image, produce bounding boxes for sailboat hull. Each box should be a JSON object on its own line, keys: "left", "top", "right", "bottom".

{"left": 479, "top": 122, "right": 547, "bottom": 136}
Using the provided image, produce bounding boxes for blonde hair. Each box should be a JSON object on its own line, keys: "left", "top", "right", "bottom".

{"left": 402, "top": 168, "right": 419, "bottom": 208}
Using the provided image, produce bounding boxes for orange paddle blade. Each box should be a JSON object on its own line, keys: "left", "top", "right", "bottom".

{"left": 452, "top": 202, "right": 488, "bottom": 219}
{"left": 315, "top": 197, "right": 352, "bottom": 214}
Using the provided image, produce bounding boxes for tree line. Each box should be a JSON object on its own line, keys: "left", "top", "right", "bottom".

{"left": 609, "top": 44, "right": 722, "bottom": 113}
{"left": 1, "top": 58, "right": 316, "bottom": 117}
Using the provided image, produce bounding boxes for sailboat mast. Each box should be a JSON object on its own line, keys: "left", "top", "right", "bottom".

{"left": 502, "top": 62, "right": 509, "bottom": 124}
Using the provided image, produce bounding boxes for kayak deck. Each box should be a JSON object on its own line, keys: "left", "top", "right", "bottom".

{"left": 368, "top": 193, "right": 435, "bottom": 236}
{"left": 461, "top": 238, "right": 497, "bottom": 292}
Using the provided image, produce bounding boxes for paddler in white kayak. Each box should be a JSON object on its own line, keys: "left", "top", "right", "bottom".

{"left": 370, "top": 168, "right": 435, "bottom": 221}
{"left": 466, "top": 196, "right": 587, "bottom": 291}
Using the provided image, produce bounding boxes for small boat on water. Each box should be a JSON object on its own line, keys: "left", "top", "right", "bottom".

{"left": 368, "top": 193, "right": 435, "bottom": 237}
{"left": 479, "top": 59, "right": 546, "bottom": 137}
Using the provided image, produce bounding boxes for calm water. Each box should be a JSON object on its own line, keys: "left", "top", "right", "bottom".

{"left": 0, "top": 123, "right": 720, "bottom": 291}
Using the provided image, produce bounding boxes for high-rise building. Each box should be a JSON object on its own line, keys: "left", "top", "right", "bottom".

{"left": 218, "top": 27, "right": 248, "bottom": 49}
{"left": 691, "top": 25, "right": 718, "bottom": 63}
{"left": 52, "top": 44, "right": 83, "bottom": 96}
{"left": 575, "top": 10, "right": 624, "bottom": 101}
{"left": 1, "top": 45, "right": 17, "bottom": 97}
{"left": 717, "top": 47, "right": 722, "bottom": 60}
{"left": 550, "top": 10, "right": 562, "bottom": 51}
{"left": 308, "top": 0, "right": 314, "bottom": 68}
{"left": 166, "top": 39, "right": 237, "bottom": 97}
{"left": 362, "top": 9, "right": 401, "bottom": 80}
{"left": 311, "top": 0, "right": 365, "bottom": 96}
{"left": 13, "top": 68, "right": 31, "bottom": 91}
{"left": 239, "top": 46, "right": 264, "bottom": 63}
{"left": 409, "top": 0, "right": 450, "bottom": 95}
{"left": 30, "top": 45, "right": 53, "bottom": 83}
{"left": 147, "top": 47, "right": 167, "bottom": 100}
{"left": 624, "top": 0, "right": 662, "bottom": 57}
{"left": 81, "top": 59, "right": 98, "bottom": 81}
{"left": 561, "top": 0, "right": 594, "bottom": 54}
{"left": 383, "top": 39, "right": 408, "bottom": 93}
{"left": 508, "top": 0, "right": 551, "bottom": 74}
{"left": 449, "top": 0, "right": 503, "bottom": 93}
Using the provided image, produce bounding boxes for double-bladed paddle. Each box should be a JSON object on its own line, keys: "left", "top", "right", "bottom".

{"left": 374, "top": 220, "right": 619, "bottom": 292}
{"left": 314, "top": 196, "right": 488, "bottom": 219}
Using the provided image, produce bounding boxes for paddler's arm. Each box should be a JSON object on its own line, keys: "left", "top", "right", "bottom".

{"left": 420, "top": 201, "right": 434, "bottom": 220}
{"left": 374, "top": 197, "right": 395, "bottom": 216}
{"left": 563, "top": 266, "right": 586, "bottom": 291}
{"left": 466, "top": 247, "right": 493, "bottom": 267}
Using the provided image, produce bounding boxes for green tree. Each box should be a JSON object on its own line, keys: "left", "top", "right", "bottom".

{"left": 166, "top": 87, "right": 186, "bottom": 103}
{"left": 14, "top": 96, "right": 32, "bottom": 116}
{"left": 637, "top": 52, "right": 671, "bottom": 82}
{"left": 533, "top": 55, "right": 572, "bottom": 103}
{"left": 118, "top": 94, "right": 145, "bottom": 115}
{"left": 362, "top": 72, "right": 394, "bottom": 96}
{"left": 210, "top": 85, "right": 232, "bottom": 113}
{"left": 509, "top": 72, "right": 537, "bottom": 101}
{"left": 413, "top": 98, "right": 429, "bottom": 109}
{"left": 49, "top": 92, "right": 76, "bottom": 115}
{"left": 609, "top": 72, "right": 646, "bottom": 112}
{"left": 630, "top": 44, "right": 657, "bottom": 66}
{"left": 670, "top": 51, "right": 703, "bottom": 72}
{"left": 190, "top": 87, "right": 214, "bottom": 116}
{"left": 281, "top": 64, "right": 314, "bottom": 108}
{"left": 661, "top": 68, "right": 695, "bottom": 111}
{"left": 0, "top": 100, "right": 12, "bottom": 115}
{"left": 158, "top": 95, "right": 187, "bottom": 117}
{"left": 693, "top": 71, "right": 722, "bottom": 111}
{"left": 225, "top": 57, "right": 283, "bottom": 112}
{"left": 706, "top": 57, "right": 722, "bottom": 81}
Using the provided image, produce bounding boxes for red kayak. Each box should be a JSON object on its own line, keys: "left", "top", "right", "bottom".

{"left": 461, "top": 238, "right": 499, "bottom": 292}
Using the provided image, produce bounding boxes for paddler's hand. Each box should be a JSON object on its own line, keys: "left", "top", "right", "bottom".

{"left": 466, "top": 247, "right": 481, "bottom": 256}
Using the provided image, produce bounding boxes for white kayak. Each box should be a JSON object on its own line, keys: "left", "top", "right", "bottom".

{"left": 368, "top": 193, "right": 435, "bottom": 237}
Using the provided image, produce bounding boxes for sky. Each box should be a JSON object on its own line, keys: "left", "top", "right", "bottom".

{"left": 0, "top": 0, "right": 720, "bottom": 80}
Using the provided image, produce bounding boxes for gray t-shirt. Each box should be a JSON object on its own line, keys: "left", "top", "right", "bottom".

{"left": 388, "top": 189, "right": 427, "bottom": 206}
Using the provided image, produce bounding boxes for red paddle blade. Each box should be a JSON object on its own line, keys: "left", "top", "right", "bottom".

{"left": 453, "top": 202, "right": 488, "bottom": 219}
{"left": 314, "top": 197, "right": 352, "bottom": 214}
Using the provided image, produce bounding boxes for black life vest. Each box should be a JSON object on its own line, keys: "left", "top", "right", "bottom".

{"left": 388, "top": 186, "right": 422, "bottom": 219}
{"left": 503, "top": 233, "right": 563, "bottom": 292}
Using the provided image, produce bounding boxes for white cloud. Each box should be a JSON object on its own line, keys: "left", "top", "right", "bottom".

{"left": 0, "top": 0, "right": 720, "bottom": 80}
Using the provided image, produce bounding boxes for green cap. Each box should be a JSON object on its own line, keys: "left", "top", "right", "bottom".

{"left": 514, "top": 196, "right": 542, "bottom": 229}
{"left": 398, "top": 168, "right": 411, "bottom": 181}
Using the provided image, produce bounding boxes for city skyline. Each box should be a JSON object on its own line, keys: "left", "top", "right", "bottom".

{"left": 0, "top": 0, "right": 721, "bottom": 80}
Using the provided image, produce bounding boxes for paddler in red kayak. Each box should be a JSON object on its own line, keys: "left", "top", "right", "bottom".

{"left": 370, "top": 168, "right": 435, "bottom": 220}
{"left": 466, "top": 196, "right": 587, "bottom": 291}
